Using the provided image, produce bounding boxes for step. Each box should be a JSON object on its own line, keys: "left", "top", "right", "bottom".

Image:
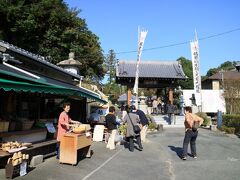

{"left": 151, "top": 115, "right": 185, "bottom": 128}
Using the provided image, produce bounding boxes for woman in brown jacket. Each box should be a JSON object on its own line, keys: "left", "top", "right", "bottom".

{"left": 122, "top": 106, "right": 143, "bottom": 152}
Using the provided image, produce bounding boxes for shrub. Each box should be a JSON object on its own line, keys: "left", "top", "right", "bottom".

{"left": 148, "top": 122, "right": 157, "bottom": 130}
{"left": 222, "top": 114, "right": 240, "bottom": 134}
{"left": 219, "top": 125, "right": 235, "bottom": 134}
{"left": 195, "top": 112, "right": 211, "bottom": 126}
{"left": 118, "top": 124, "right": 127, "bottom": 135}
{"left": 145, "top": 114, "right": 153, "bottom": 123}
{"left": 226, "top": 127, "right": 235, "bottom": 134}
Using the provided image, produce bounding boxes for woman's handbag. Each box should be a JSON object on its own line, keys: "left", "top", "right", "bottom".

{"left": 133, "top": 124, "right": 141, "bottom": 134}
{"left": 127, "top": 113, "right": 141, "bottom": 134}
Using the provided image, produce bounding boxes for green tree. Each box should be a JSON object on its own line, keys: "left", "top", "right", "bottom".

{"left": 177, "top": 57, "right": 194, "bottom": 89}
{"left": 206, "top": 61, "right": 235, "bottom": 77}
{"left": 206, "top": 68, "right": 218, "bottom": 77}
{"left": 219, "top": 61, "right": 234, "bottom": 71}
{"left": 102, "top": 49, "right": 122, "bottom": 103}
{"left": 103, "top": 83, "right": 121, "bottom": 104}
{"left": 104, "top": 49, "right": 117, "bottom": 84}
{"left": 0, "top": 0, "right": 104, "bottom": 80}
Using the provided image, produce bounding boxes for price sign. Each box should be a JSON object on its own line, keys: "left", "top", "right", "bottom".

{"left": 20, "top": 161, "right": 27, "bottom": 176}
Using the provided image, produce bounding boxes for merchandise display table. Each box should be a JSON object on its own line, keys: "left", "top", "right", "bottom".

{"left": 59, "top": 133, "right": 92, "bottom": 165}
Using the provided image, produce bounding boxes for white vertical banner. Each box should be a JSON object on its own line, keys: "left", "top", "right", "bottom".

{"left": 190, "top": 34, "right": 201, "bottom": 93}
{"left": 133, "top": 27, "right": 148, "bottom": 95}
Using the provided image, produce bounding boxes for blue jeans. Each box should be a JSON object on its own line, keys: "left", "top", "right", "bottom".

{"left": 182, "top": 130, "right": 198, "bottom": 157}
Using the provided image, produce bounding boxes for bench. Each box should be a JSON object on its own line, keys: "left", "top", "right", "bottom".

{"left": 0, "top": 139, "right": 57, "bottom": 168}
{"left": 23, "top": 139, "right": 58, "bottom": 158}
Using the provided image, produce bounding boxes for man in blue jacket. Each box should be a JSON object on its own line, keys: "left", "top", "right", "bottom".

{"left": 130, "top": 105, "right": 149, "bottom": 142}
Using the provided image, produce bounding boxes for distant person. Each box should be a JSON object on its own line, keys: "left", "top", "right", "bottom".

{"left": 105, "top": 106, "right": 118, "bottom": 150}
{"left": 146, "top": 97, "right": 153, "bottom": 115}
{"left": 166, "top": 101, "right": 174, "bottom": 125}
{"left": 121, "top": 105, "right": 128, "bottom": 120}
{"left": 131, "top": 105, "right": 149, "bottom": 142}
{"left": 157, "top": 97, "right": 162, "bottom": 114}
{"left": 152, "top": 99, "right": 158, "bottom": 114}
{"left": 182, "top": 106, "right": 203, "bottom": 160}
{"left": 56, "top": 102, "right": 80, "bottom": 159}
{"left": 161, "top": 101, "right": 165, "bottom": 114}
{"left": 123, "top": 106, "right": 143, "bottom": 152}
{"left": 89, "top": 110, "right": 100, "bottom": 122}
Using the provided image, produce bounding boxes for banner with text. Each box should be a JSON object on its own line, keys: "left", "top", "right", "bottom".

{"left": 190, "top": 40, "right": 201, "bottom": 93}
{"left": 133, "top": 27, "right": 148, "bottom": 95}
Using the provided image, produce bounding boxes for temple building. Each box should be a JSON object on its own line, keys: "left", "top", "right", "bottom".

{"left": 116, "top": 60, "right": 187, "bottom": 105}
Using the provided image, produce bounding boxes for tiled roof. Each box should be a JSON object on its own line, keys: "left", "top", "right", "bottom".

{"left": 116, "top": 60, "right": 187, "bottom": 79}
{"left": 0, "top": 40, "right": 81, "bottom": 79}
{"left": 208, "top": 71, "right": 240, "bottom": 80}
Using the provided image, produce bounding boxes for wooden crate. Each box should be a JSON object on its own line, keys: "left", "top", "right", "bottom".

{"left": 5, "top": 160, "right": 28, "bottom": 179}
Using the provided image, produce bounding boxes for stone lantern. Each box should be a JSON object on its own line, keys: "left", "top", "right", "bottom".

{"left": 57, "top": 52, "right": 82, "bottom": 75}
{"left": 57, "top": 52, "right": 83, "bottom": 86}
{"left": 139, "top": 91, "right": 147, "bottom": 105}
{"left": 138, "top": 91, "right": 148, "bottom": 114}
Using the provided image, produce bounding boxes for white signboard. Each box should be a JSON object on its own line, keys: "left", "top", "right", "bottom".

{"left": 92, "top": 125, "right": 105, "bottom": 142}
{"left": 20, "top": 161, "right": 27, "bottom": 176}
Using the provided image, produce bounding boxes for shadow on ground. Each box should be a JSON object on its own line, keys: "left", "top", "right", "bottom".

{"left": 168, "top": 145, "right": 183, "bottom": 159}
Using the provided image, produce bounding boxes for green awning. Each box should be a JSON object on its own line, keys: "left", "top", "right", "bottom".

{"left": 0, "top": 77, "right": 107, "bottom": 104}
{"left": 0, "top": 63, "right": 107, "bottom": 103}
{"left": 0, "top": 66, "right": 49, "bottom": 85}
{"left": 0, "top": 78, "right": 71, "bottom": 94}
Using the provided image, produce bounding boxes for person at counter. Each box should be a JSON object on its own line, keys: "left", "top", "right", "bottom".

{"left": 105, "top": 106, "right": 118, "bottom": 150}
{"left": 56, "top": 102, "right": 80, "bottom": 159}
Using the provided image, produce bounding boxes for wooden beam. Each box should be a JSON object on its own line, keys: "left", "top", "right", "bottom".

{"left": 127, "top": 87, "right": 131, "bottom": 106}
{"left": 169, "top": 88, "right": 173, "bottom": 104}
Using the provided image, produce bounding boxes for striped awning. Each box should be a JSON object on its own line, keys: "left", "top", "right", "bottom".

{"left": 0, "top": 64, "right": 107, "bottom": 104}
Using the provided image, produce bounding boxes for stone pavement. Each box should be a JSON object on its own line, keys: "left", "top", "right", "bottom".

{"left": 1, "top": 128, "right": 240, "bottom": 180}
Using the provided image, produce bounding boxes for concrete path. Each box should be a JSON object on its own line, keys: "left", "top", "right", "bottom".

{"left": 1, "top": 128, "right": 240, "bottom": 180}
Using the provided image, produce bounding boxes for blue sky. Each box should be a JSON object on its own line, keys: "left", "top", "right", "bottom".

{"left": 64, "top": 0, "right": 240, "bottom": 76}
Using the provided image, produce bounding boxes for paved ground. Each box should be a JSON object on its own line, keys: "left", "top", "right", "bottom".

{"left": 1, "top": 128, "right": 240, "bottom": 180}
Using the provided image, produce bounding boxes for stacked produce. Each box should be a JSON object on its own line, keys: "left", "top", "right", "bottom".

{"left": 7, "top": 152, "right": 29, "bottom": 166}
{"left": 1, "top": 141, "right": 32, "bottom": 151}
{"left": 1, "top": 141, "right": 22, "bottom": 151}
{"left": 72, "top": 124, "right": 87, "bottom": 134}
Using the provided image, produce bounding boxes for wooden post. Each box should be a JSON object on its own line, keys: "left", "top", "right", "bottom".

{"left": 169, "top": 88, "right": 173, "bottom": 104}
{"left": 127, "top": 86, "right": 131, "bottom": 106}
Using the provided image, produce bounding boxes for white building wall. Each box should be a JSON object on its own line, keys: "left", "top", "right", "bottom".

{"left": 183, "top": 89, "right": 226, "bottom": 113}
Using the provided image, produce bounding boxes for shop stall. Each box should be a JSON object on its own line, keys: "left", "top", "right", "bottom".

{"left": 0, "top": 40, "right": 107, "bottom": 173}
